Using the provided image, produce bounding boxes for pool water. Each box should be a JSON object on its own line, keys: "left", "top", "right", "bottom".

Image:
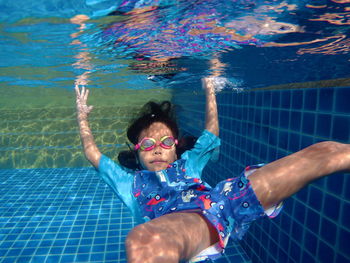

{"left": 1, "top": 0, "right": 350, "bottom": 262}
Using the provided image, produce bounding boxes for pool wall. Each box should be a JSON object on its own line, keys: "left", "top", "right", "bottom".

{"left": 173, "top": 85, "right": 350, "bottom": 263}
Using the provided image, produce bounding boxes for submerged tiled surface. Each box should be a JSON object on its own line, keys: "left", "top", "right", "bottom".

{"left": 0, "top": 168, "right": 133, "bottom": 262}
{"left": 174, "top": 85, "right": 350, "bottom": 263}
{"left": 0, "top": 168, "right": 250, "bottom": 263}
{"left": 0, "top": 106, "right": 133, "bottom": 169}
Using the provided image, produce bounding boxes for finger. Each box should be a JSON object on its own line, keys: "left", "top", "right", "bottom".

{"left": 75, "top": 84, "right": 81, "bottom": 97}
{"left": 81, "top": 85, "right": 86, "bottom": 98}
{"left": 84, "top": 88, "right": 90, "bottom": 102}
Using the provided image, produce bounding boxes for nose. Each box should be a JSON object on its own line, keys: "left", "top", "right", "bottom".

{"left": 153, "top": 142, "right": 162, "bottom": 154}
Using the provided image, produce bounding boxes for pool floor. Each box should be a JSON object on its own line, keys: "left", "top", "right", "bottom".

{"left": 0, "top": 168, "right": 251, "bottom": 263}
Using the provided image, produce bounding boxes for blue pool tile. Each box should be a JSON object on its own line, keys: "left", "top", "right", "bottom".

{"left": 16, "top": 256, "right": 32, "bottom": 263}
{"left": 39, "top": 240, "right": 53, "bottom": 247}
{"left": 323, "top": 195, "right": 340, "bottom": 221}
{"left": 263, "top": 92, "right": 272, "bottom": 107}
{"left": 90, "top": 253, "right": 104, "bottom": 261}
{"left": 278, "top": 229, "right": 290, "bottom": 252}
{"left": 277, "top": 246, "right": 289, "bottom": 263}
{"left": 302, "top": 251, "right": 317, "bottom": 263}
{"left": 302, "top": 112, "right": 315, "bottom": 134}
{"left": 292, "top": 90, "right": 303, "bottom": 110}
{"left": 92, "top": 245, "right": 105, "bottom": 253}
{"left": 36, "top": 247, "right": 50, "bottom": 255}
{"left": 335, "top": 88, "right": 350, "bottom": 113}
{"left": 255, "top": 92, "right": 263, "bottom": 106}
{"left": 46, "top": 255, "right": 61, "bottom": 262}
{"left": 300, "top": 135, "right": 314, "bottom": 149}
{"left": 0, "top": 249, "right": 8, "bottom": 257}
{"left": 5, "top": 235, "right": 17, "bottom": 241}
{"left": 288, "top": 132, "right": 301, "bottom": 152}
{"left": 94, "top": 237, "right": 107, "bottom": 244}
{"left": 320, "top": 217, "right": 337, "bottom": 245}
{"left": 289, "top": 240, "right": 301, "bottom": 263}
{"left": 78, "top": 246, "right": 91, "bottom": 254}
{"left": 81, "top": 238, "right": 93, "bottom": 245}
{"left": 304, "top": 89, "right": 317, "bottom": 111}
{"left": 66, "top": 239, "right": 80, "bottom": 246}
{"left": 262, "top": 109, "right": 270, "bottom": 126}
{"left": 52, "top": 240, "right": 66, "bottom": 247}
{"left": 63, "top": 245, "right": 78, "bottom": 254}
{"left": 0, "top": 241, "right": 12, "bottom": 249}
{"left": 318, "top": 241, "right": 335, "bottom": 263}
{"left": 106, "top": 252, "right": 119, "bottom": 260}
{"left": 20, "top": 248, "right": 36, "bottom": 256}
{"left": 1, "top": 258, "right": 16, "bottom": 263}
{"left": 279, "top": 110, "right": 289, "bottom": 129}
{"left": 304, "top": 230, "right": 318, "bottom": 255}
{"left": 271, "top": 91, "right": 280, "bottom": 108}
{"left": 335, "top": 254, "right": 350, "bottom": 263}
{"left": 341, "top": 201, "right": 350, "bottom": 230}
{"left": 339, "top": 228, "right": 350, "bottom": 258}
{"left": 280, "top": 90, "right": 291, "bottom": 108}
{"left": 290, "top": 111, "right": 301, "bottom": 131}
{"left": 56, "top": 232, "right": 69, "bottom": 239}
{"left": 316, "top": 114, "right": 332, "bottom": 138}
{"left": 291, "top": 221, "right": 303, "bottom": 242}
{"left": 50, "top": 246, "right": 64, "bottom": 254}
{"left": 343, "top": 177, "right": 350, "bottom": 200}
{"left": 76, "top": 253, "right": 90, "bottom": 262}
{"left": 278, "top": 131, "right": 288, "bottom": 149}
{"left": 332, "top": 115, "right": 350, "bottom": 142}
{"left": 61, "top": 254, "right": 76, "bottom": 262}
{"left": 326, "top": 174, "right": 345, "bottom": 196}
{"left": 30, "top": 256, "right": 46, "bottom": 263}
{"left": 7, "top": 249, "right": 23, "bottom": 256}
{"left": 306, "top": 209, "right": 320, "bottom": 235}
{"left": 308, "top": 187, "right": 323, "bottom": 211}
{"left": 270, "top": 110, "right": 279, "bottom": 126}
{"left": 318, "top": 88, "right": 334, "bottom": 112}
{"left": 294, "top": 201, "right": 306, "bottom": 224}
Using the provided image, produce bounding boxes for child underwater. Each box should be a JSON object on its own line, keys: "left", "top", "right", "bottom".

{"left": 75, "top": 78, "right": 350, "bottom": 262}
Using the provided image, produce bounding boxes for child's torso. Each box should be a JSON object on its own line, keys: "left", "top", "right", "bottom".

{"left": 132, "top": 159, "right": 212, "bottom": 221}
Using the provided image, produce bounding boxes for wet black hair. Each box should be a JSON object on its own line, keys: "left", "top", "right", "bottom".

{"left": 127, "top": 101, "right": 179, "bottom": 145}
{"left": 117, "top": 101, "right": 197, "bottom": 170}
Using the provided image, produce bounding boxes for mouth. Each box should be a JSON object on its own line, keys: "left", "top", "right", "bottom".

{"left": 150, "top": 160, "right": 167, "bottom": 164}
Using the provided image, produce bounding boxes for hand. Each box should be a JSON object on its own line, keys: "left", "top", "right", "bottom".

{"left": 203, "top": 76, "right": 228, "bottom": 93}
{"left": 75, "top": 85, "right": 93, "bottom": 119}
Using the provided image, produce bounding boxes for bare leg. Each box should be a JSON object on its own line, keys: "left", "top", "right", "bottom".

{"left": 249, "top": 141, "right": 350, "bottom": 209}
{"left": 126, "top": 212, "right": 219, "bottom": 263}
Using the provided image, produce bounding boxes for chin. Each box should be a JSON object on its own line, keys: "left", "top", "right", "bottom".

{"left": 149, "top": 163, "right": 169, "bottom": 171}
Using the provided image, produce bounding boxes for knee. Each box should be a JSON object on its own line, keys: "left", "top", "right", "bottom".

{"left": 126, "top": 224, "right": 181, "bottom": 263}
{"left": 309, "top": 141, "right": 347, "bottom": 154}
{"left": 126, "top": 225, "right": 153, "bottom": 262}
{"left": 126, "top": 224, "right": 152, "bottom": 253}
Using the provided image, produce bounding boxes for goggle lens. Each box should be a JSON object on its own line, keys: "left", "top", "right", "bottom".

{"left": 135, "top": 136, "right": 177, "bottom": 151}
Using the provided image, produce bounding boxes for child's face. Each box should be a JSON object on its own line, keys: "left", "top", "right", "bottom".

{"left": 137, "top": 122, "right": 177, "bottom": 171}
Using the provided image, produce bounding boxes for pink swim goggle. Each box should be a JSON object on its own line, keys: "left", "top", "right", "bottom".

{"left": 134, "top": 136, "right": 178, "bottom": 151}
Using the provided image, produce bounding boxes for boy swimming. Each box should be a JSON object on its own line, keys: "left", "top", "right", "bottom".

{"left": 75, "top": 78, "right": 350, "bottom": 262}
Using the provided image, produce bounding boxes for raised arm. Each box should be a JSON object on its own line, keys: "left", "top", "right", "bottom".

{"left": 202, "top": 77, "right": 219, "bottom": 136}
{"left": 202, "top": 57, "right": 223, "bottom": 137}
{"left": 75, "top": 85, "right": 101, "bottom": 168}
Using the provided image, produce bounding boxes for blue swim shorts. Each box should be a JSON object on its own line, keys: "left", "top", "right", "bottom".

{"left": 190, "top": 164, "right": 283, "bottom": 262}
